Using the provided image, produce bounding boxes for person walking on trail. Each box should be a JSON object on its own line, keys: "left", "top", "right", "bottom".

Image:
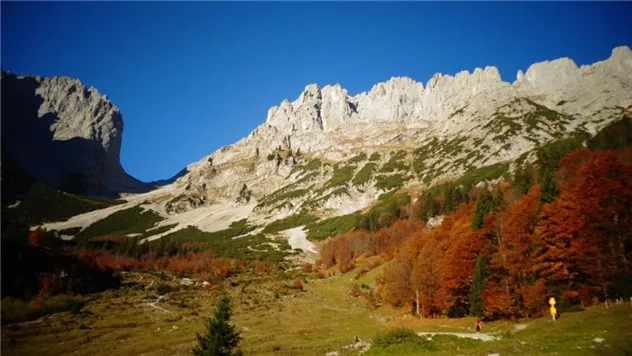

{"left": 475, "top": 319, "right": 482, "bottom": 333}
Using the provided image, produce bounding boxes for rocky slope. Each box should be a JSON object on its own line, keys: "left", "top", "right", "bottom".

{"left": 164, "top": 46, "right": 632, "bottom": 215}
{"left": 28, "top": 46, "right": 632, "bottom": 243}
{"left": 1, "top": 71, "right": 147, "bottom": 196}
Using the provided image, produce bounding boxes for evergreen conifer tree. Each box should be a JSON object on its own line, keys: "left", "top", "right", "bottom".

{"left": 192, "top": 296, "right": 241, "bottom": 356}
{"left": 469, "top": 255, "right": 489, "bottom": 317}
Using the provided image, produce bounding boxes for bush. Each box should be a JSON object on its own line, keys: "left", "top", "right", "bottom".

{"left": 350, "top": 284, "right": 361, "bottom": 297}
{"left": 1, "top": 294, "right": 89, "bottom": 325}
{"left": 306, "top": 211, "right": 360, "bottom": 241}
{"left": 262, "top": 214, "right": 318, "bottom": 234}
{"left": 320, "top": 165, "right": 356, "bottom": 190}
{"left": 154, "top": 283, "right": 172, "bottom": 295}
{"left": 352, "top": 163, "right": 377, "bottom": 186}
{"left": 1, "top": 297, "right": 38, "bottom": 325}
{"left": 375, "top": 174, "right": 410, "bottom": 191}
{"left": 301, "top": 263, "right": 313, "bottom": 273}
{"left": 379, "top": 151, "right": 409, "bottom": 173}
{"left": 75, "top": 206, "right": 163, "bottom": 243}
{"left": 348, "top": 152, "right": 367, "bottom": 164}
{"left": 373, "top": 328, "right": 421, "bottom": 348}
{"left": 293, "top": 280, "right": 304, "bottom": 291}
{"left": 2, "top": 173, "right": 124, "bottom": 229}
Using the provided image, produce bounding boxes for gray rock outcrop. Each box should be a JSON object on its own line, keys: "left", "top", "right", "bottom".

{"left": 1, "top": 71, "right": 145, "bottom": 196}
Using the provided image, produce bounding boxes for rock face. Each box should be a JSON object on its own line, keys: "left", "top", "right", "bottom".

{"left": 1, "top": 71, "right": 145, "bottom": 196}
{"left": 166, "top": 46, "right": 632, "bottom": 215}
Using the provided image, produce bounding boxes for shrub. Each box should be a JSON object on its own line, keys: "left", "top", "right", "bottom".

{"left": 369, "top": 152, "right": 381, "bottom": 161}
{"left": 2, "top": 172, "right": 124, "bottom": 229}
{"left": 352, "top": 163, "right": 377, "bottom": 186}
{"left": 1, "top": 297, "right": 37, "bottom": 325}
{"left": 320, "top": 165, "right": 356, "bottom": 190}
{"left": 316, "top": 271, "right": 326, "bottom": 279}
{"left": 75, "top": 206, "right": 163, "bottom": 243}
{"left": 262, "top": 214, "right": 318, "bottom": 234}
{"left": 373, "top": 328, "right": 420, "bottom": 348}
{"left": 379, "top": 150, "right": 408, "bottom": 173}
{"left": 375, "top": 174, "right": 409, "bottom": 191}
{"left": 350, "top": 284, "right": 361, "bottom": 297}
{"left": 301, "top": 263, "right": 313, "bottom": 273}
{"left": 348, "top": 152, "right": 367, "bottom": 164}
{"left": 293, "top": 280, "right": 304, "bottom": 291}
{"left": 155, "top": 283, "right": 172, "bottom": 295}
{"left": 305, "top": 211, "right": 360, "bottom": 241}
{"left": 1, "top": 295, "right": 88, "bottom": 325}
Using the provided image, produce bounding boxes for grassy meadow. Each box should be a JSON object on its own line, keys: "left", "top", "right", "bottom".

{"left": 2, "top": 258, "right": 631, "bottom": 356}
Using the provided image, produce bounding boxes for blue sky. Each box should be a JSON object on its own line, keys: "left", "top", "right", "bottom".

{"left": 2, "top": 2, "right": 631, "bottom": 182}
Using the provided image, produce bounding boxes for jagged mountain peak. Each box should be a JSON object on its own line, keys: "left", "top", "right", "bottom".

{"left": 174, "top": 46, "right": 631, "bottom": 219}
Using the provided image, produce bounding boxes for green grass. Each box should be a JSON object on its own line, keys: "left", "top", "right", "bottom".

{"left": 353, "top": 163, "right": 377, "bottom": 186}
{"left": 305, "top": 211, "right": 361, "bottom": 241}
{"left": 261, "top": 213, "right": 319, "bottom": 234}
{"left": 2, "top": 261, "right": 632, "bottom": 356}
{"left": 369, "top": 152, "right": 381, "bottom": 161}
{"left": 75, "top": 206, "right": 164, "bottom": 242}
{"left": 3, "top": 181, "right": 125, "bottom": 228}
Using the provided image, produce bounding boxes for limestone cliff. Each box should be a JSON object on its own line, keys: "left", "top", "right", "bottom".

{"left": 166, "top": 46, "right": 631, "bottom": 215}
{"left": 1, "top": 71, "right": 145, "bottom": 196}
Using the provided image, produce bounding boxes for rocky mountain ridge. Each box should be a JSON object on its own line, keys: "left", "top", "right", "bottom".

{"left": 165, "top": 46, "right": 631, "bottom": 216}
{"left": 7, "top": 46, "right": 632, "bottom": 243}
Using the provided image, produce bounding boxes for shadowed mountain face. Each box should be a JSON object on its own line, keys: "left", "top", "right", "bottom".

{"left": 1, "top": 71, "right": 158, "bottom": 197}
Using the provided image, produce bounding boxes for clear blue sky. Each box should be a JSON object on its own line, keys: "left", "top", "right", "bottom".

{"left": 2, "top": 2, "right": 631, "bottom": 182}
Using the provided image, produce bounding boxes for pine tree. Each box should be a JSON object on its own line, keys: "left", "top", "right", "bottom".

{"left": 471, "top": 191, "right": 494, "bottom": 231}
{"left": 469, "top": 255, "right": 489, "bottom": 317}
{"left": 192, "top": 296, "right": 242, "bottom": 356}
{"left": 513, "top": 165, "right": 534, "bottom": 195}
{"left": 539, "top": 170, "right": 559, "bottom": 206}
{"left": 418, "top": 197, "right": 438, "bottom": 222}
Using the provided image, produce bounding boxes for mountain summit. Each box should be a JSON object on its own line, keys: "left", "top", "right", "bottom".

{"left": 165, "top": 46, "right": 631, "bottom": 216}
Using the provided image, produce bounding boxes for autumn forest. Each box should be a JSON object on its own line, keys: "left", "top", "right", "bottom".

{"left": 319, "top": 118, "right": 632, "bottom": 321}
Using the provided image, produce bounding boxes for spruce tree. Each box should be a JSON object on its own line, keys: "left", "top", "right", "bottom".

{"left": 469, "top": 255, "right": 489, "bottom": 317}
{"left": 471, "top": 191, "right": 494, "bottom": 231}
{"left": 192, "top": 296, "right": 241, "bottom": 356}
